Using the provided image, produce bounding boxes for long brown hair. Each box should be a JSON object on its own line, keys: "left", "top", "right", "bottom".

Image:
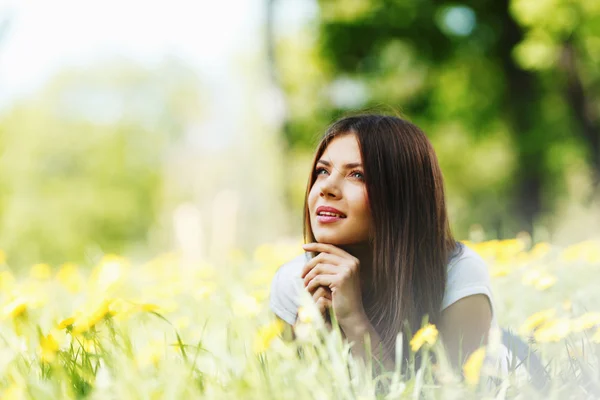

{"left": 303, "top": 114, "right": 461, "bottom": 364}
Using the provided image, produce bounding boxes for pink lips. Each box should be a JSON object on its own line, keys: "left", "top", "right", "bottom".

{"left": 317, "top": 215, "right": 344, "bottom": 223}
{"left": 315, "top": 205, "right": 346, "bottom": 224}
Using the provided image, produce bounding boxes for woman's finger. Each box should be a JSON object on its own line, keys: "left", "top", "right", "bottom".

{"left": 306, "top": 274, "right": 337, "bottom": 293}
{"left": 303, "top": 263, "right": 338, "bottom": 288}
{"left": 312, "top": 285, "right": 332, "bottom": 302}
{"left": 316, "top": 296, "right": 332, "bottom": 318}
{"left": 301, "top": 252, "right": 347, "bottom": 278}
{"left": 303, "top": 242, "right": 357, "bottom": 260}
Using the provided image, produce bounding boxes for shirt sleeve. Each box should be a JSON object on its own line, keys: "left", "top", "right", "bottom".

{"left": 441, "top": 252, "right": 496, "bottom": 318}
{"left": 269, "top": 255, "right": 305, "bottom": 325}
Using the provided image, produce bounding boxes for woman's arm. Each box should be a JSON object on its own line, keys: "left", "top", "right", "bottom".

{"left": 438, "top": 294, "right": 492, "bottom": 368}
{"left": 339, "top": 312, "right": 395, "bottom": 374}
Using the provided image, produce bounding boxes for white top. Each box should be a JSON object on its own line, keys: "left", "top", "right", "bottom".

{"left": 270, "top": 243, "right": 499, "bottom": 327}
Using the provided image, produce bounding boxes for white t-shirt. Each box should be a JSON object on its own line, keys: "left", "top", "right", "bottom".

{"left": 270, "top": 243, "right": 499, "bottom": 327}
{"left": 269, "top": 243, "right": 510, "bottom": 374}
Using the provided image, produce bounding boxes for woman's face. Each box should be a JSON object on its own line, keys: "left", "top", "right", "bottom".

{"left": 308, "top": 133, "right": 372, "bottom": 245}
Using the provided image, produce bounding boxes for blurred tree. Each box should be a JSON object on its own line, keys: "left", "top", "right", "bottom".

{"left": 0, "top": 58, "right": 204, "bottom": 267}
{"left": 270, "top": 0, "right": 600, "bottom": 238}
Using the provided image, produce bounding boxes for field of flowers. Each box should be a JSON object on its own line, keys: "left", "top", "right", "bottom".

{"left": 0, "top": 237, "right": 599, "bottom": 399}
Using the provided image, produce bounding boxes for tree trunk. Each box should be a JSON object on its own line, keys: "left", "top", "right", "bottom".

{"left": 560, "top": 41, "right": 600, "bottom": 196}
{"left": 496, "top": 0, "right": 545, "bottom": 236}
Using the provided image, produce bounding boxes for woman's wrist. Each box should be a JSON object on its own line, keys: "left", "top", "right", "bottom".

{"left": 338, "top": 310, "right": 371, "bottom": 338}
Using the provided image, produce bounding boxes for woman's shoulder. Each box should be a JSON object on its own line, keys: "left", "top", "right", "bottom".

{"left": 273, "top": 252, "right": 309, "bottom": 280}
{"left": 269, "top": 252, "right": 310, "bottom": 325}
{"left": 442, "top": 243, "right": 495, "bottom": 312}
{"left": 447, "top": 242, "right": 488, "bottom": 273}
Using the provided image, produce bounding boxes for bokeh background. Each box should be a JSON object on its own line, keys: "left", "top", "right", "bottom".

{"left": 1, "top": 0, "right": 599, "bottom": 268}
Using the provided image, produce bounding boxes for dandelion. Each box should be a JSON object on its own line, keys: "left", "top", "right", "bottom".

{"left": 137, "top": 340, "right": 165, "bottom": 369}
{"left": 534, "top": 319, "right": 571, "bottom": 342}
{"left": 519, "top": 309, "right": 556, "bottom": 335}
{"left": 58, "top": 317, "right": 75, "bottom": 330}
{"left": 2, "top": 382, "right": 26, "bottom": 400}
{"left": 0, "top": 271, "right": 15, "bottom": 290}
{"left": 140, "top": 303, "right": 160, "bottom": 313}
{"left": 30, "top": 263, "right": 51, "bottom": 280}
{"left": 2, "top": 297, "right": 28, "bottom": 320}
{"left": 72, "top": 298, "right": 115, "bottom": 334}
{"left": 592, "top": 328, "right": 600, "bottom": 343}
{"left": 232, "top": 294, "right": 261, "bottom": 317}
{"left": 521, "top": 269, "right": 543, "bottom": 286}
{"left": 56, "top": 263, "right": 84, "bottom": 293}
{"left": 463, "top": 347, "right": 486, "bottom": 386}
{"left": 194, "top": 281, "right": 217, "bottom": 300}
{"left": 410, "top": 323, "right": 438, "bottom": 352}
{"left": 91, "top": 254, "right": 130, "bottom": 292}
{"left": 490, "top": 265, "right": 511, "bottom": 277}
{"left": 530, "top": 242, "right": 551, "bottom": 259}
{"left": 39, "top": 333, "right": 59, "bottom": 363}
{"left": 534, "top": 274, "right": 556, "bottom": 291}
{"left": 297, "top": 306, "right": 313, "bottom": 324}
{"left": 571, "top": 312, "right": 600, "bottom": 332}
{"left": 253, "top": 319, "right": 285, "bottom": 354}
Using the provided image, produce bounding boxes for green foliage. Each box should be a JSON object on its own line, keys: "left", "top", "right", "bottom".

{"left": 0, "top": 59, "right": 204, "bottom": 268}
{"left": 275, "top": 0, "right": 600, "bottom": 239}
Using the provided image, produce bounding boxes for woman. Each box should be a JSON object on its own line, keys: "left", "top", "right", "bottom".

{"left": 269, "top": 114, "right": 502, "bottom": 372}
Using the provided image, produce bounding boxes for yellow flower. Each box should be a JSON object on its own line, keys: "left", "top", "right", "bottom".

{"left": 521, "top": 269, "right": 542, "bottom": 286}
{"left": 519, "top": 309, "right": 556, "bottom": 335}
{"left": 58, "top": 317, "right": 75, "bottom": 329}
{"left": 193, "top": 281, "right": 217, "bottom": 300}
{"left": 571, "top": 313, "right": 600, "bottom": 332}
{"left": 137, "top": 340, "right": 165, "bottom": 369}
{"left": 139, "top": 303, "right": 160, "bottom": 313}
{"left": 592, "top": 328, "right": 600, "bottom": 343}
{"left": 410, "top": 323, "right": 438, "bottom": 352}
{"left": 297, "top": 306, "right": 313, "bottom": 324}
{"left": 232, "top": 294, "right": 261, "bottom": 317}
{"left": 2, "top": 382, "right": 26, "bottom": 400}
{"left": 253, "top": 319, "right": 285, "bottom": 354}
{"left": 90, "top": 254, "right": 129, "bottom": 291}
{"left": 0, "top": 271, "right": 15, "bottom": 290}
{"left": 534, "top": 274, "right": 556, "bottom": 291}
{"left": 56, "top": 263, "right": 84, "bottom": 293}
{"left": 30, "top": 263, "right": 52, "bottom": 280}
{"left": 2, "top": 297, "right": 28, "bottom": 320}
{"left": 463, "top": 347, "right": 486, "bottom": 386}
{"left": 72, "top": 298, "right": 115, "bottom": 334}
{"left": 530, "top": 242, "right": 551, "bottom": 259}
{"left": 490, "top": 265, "right": 511, "bottom": 277}
{"left": 39, "top": 333, "right": 59, "bottom": 363}
{"left": 534, "top": 319, "right": 571, "bottom": 342}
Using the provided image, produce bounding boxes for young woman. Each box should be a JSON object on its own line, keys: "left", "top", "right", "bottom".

{"left": 269, "top": 114, "right": 504, "bottom": 372}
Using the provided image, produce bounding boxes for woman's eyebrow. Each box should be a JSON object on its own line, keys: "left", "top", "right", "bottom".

{"left": 316, "top": 159, "right": 363, "bottom": 169}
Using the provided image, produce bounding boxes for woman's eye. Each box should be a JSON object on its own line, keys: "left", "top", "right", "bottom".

{"left": 351, "top": 171, "right": 364, "bottom": 180}
{"left": 315, "top": 168, "right": 328, "bottom": 176}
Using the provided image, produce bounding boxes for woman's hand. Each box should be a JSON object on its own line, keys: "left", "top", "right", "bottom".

{"left": 311, "top": 286, "right": 333, "bottom": 322}
{"left": 301, "top": 242, "right": 366, "bottom": 325}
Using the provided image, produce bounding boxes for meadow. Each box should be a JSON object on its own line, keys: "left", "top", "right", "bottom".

{"left": 0, "top": 237, "right": 599, "bottom": 399}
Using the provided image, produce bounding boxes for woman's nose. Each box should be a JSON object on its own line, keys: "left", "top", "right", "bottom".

{"left": 319, "top": 177, "right": 341, "bottom": 198}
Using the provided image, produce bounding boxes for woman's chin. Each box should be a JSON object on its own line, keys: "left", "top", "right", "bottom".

{"left": 313, "top": 233, "right": 351, "bottom": 246}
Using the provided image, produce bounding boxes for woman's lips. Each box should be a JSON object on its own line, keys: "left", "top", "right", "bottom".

{"left": 316, "top": 215, "right": 344, "bottom": 223}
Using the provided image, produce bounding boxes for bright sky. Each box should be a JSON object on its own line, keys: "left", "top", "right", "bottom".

{"left": 0, "top": 0, "right": 264, "bottom": 106}
{"left": 0, "top": 0, "right": 316, "bottom": 153}
{"left": 0, "top": 0, "right": 316, "bottom": 105}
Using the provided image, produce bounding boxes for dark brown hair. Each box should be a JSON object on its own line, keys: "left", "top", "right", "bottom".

{"left": 303, "top": 114, "right": 461, "bottom": 364}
